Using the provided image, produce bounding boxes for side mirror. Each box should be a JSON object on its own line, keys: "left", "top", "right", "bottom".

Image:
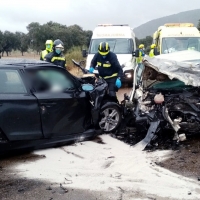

{"left": 132, "top": 51, "right": 136, "bottom": 56}
{"left": 82, "top": 49, "right": 88, "bottom": 58}
{"left": 82, "top": 84, "right": 94, "bottom": 91}
{"left": 134, "top": 49, "right": 139, "bottom": 57}
{"left": 154, "top": 48, "right": 159, "bottom": 56}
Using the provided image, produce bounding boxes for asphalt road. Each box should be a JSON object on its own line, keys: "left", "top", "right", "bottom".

{"left": 117, "top": 85, "right": 132, "bottom": 102}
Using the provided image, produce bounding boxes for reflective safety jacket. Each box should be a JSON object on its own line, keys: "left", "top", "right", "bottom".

{"left": 149, "top": 49, "right": 155, "bottom": 58}
{"left": 90, "top": 52, "right": 123, "bottom": 79}
{"left": 40, "top": 50, "right": 51, "bottom": 61}
{"left": 136, "top": 49, "right": 145, "bottom": 63}
{"left": 44, "top": 51, "right": 66, "bottom": 69}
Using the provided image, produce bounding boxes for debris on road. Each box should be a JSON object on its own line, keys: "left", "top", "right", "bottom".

{"left": 60, "top": 183, "right": 68, "bottom": 193}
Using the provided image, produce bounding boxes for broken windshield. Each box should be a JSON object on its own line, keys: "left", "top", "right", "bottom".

{"left": 89, "top": 38, "right": 133, "bottom": 54}
{"left": 161, "top": 37, "right": 200, "bottom": 54}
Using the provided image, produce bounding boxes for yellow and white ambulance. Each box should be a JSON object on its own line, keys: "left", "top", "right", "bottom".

{"left": 152, "top": 23, "right": 200, "bottom": 54}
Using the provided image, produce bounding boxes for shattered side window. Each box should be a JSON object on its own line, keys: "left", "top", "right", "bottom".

{"left": 136, "top": 64, "right": 144, "bottom": 86}
{"left": 0, "top": 69, "right": 27, "bottom": 94}
{"left": 27, "top": 69, "right": 76, "bottom": 92}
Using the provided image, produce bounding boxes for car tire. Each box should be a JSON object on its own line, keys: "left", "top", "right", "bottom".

{"left": 99, "top": 105, "right": 122, "bottom": 133}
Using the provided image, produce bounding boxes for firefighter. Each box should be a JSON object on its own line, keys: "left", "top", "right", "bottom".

{"left": 44, "top": 39, "right": 66, "bottom": 69}
{"left": 149, "top": 44, "right": 156, "bottom": 57}
{"left": 136, "top": 44, "right": 145, "bottom": 64}
{"left": 40, "top": 40, "right": 53, "bottom": 61}
{"left": 89, "top": 42, "right": 123, "bottom": 101}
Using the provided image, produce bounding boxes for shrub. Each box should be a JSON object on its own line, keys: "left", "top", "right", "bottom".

{"left": 65, "top": 46, "right": 86, "bottom": 71}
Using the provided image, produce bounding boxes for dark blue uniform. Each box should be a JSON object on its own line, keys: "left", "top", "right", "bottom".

{"left": 44, "top": 51, "right": 66, "bottom": 69}
{"left": 91, "top": 51, "right": 123, "bottom": 99}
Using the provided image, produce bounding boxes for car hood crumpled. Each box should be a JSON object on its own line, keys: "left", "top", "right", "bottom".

{"left": 143, "top": 50, "right": 200, "bottom": 87}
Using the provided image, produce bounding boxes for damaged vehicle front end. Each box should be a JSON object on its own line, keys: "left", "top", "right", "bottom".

{"left": 123, "top": 51, "right": 200, "bottom": 150}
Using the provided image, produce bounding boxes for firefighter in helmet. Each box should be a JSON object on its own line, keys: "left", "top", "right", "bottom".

{"left": 136, "top": 44, "right": 145, "bottom": 64}
{"left": 89, "top": 42, "right": 123, "bottom": 101}
{"left": 149, "top": 44, "right": 156, "bottom": 57}
{"left": 44, "top": 39, "right": 66, "bottom": 68}
{"left": 40, "top": 40, "right": 53, "bottom": 61}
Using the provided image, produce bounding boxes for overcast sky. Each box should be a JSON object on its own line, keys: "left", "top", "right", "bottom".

{"left": 0, "top": 0, "right": 200, "bottom": 33}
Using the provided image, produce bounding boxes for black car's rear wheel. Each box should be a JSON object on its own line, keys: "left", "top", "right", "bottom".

{"left": 99, "top": 105, "right": 121, "bottom": 133}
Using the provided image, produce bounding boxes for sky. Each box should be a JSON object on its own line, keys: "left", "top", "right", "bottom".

{"left": 0, "top": 0, "right": 200, "bottom": 33}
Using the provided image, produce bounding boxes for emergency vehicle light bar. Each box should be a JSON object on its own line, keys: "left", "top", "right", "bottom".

{"left": 164, "top": 23, "right": 194, "bottom": 27}
{"left": 98, "top": 24, "right": 129, "bottom": 27}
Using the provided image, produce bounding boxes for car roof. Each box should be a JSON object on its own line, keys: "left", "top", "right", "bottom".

{"left": 144, "top": 52, "right": 200, "bottom": 87}
{"left": 0, "top": 58, "right": 60, "bottom": 69}
{"left": 155, "top": 50, "right": 200, "bottom": 63}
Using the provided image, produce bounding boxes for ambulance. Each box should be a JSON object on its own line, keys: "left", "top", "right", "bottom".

{"left": 84, "top": 24, "right": 136, "bottom": 85}
{"left": 152, "top": 23, "right": 200, "bottom": 54}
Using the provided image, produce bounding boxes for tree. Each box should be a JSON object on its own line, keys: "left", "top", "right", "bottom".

{"left": 1, "top": 31, "right": 16, "bottom": 56}
{"left": 26, "top": 22, "right": 42, "bottom": 53}
{"left": 68, "top": 25, "right": 86, "bottom": 47}
{"left": 0, "top": 21, "right": 93, "bottom": 56}
{"left": 135, "top": 37, "right": 140, "bottom": 47}
{"left": 26, "top": 21, "right": 91, "bottom": 53}
{"left": 137, "top": 35, "right": 153, "bottom": 53}
{"left": 144, "top": 36, "right": 153, "bottom": 53}
{"left": 15, "top": 32, "right": 29, "bottom": 56}
{"left": 84, "top": 30, "right": 93, "bottom": 47}
{"left": 0, "top": 31, "right": 3, "bottom": 55}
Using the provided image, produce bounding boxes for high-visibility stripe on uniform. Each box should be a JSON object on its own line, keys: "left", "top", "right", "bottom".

{"left": 97, "top": 62, "right": 101, "bottom": 66}
{"left": 149, "top": 49, "right": 154, "bottom": 58}
{"left": 136, "top": 50, "right": 144, "bottom": 63}
{"left": 103, "top": 63, "right": 111, "bottom": 67}
{"left": 51, "top": 57, "right": 65, "bottom": 62}
{"left": 41, "top": 50, "right": 48, "bottom": 60}
{"left": 102, "top": 73, "right": 118, "bottom": 79}
{"left": 97, "top": 62, "right": 111, "bottom": 67}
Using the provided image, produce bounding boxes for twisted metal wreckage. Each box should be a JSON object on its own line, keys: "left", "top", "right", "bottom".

{"left": 117, "top": 50, "right": 200, "bottom": 150}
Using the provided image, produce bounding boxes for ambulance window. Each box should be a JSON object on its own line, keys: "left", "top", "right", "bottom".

{"left": 89, "top": 38, "right": 133, "bottom": 54}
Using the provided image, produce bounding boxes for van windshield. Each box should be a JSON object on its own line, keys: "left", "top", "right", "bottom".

{"left": 161, "top": 37, "right": 200, "bottom": 54}
{"left": 89, "top": 38, "right": 133, "bottom": 54}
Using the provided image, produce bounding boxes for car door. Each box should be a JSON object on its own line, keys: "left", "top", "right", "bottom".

{"left": 26, "top": 67, "right": 90, "bottom": 138}
{"left": 0, "top": 68, "right": 43, "bottom": 141}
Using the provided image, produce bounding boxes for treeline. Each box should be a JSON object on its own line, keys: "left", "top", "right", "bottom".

{"left": 2, "top": 19, "right": 198, "bottom": 57}
{"left": 0, "top": 21, "right": 92, "bottom": 57}
{"left": 136, "top": 36, "right": 153, "bottom": 53}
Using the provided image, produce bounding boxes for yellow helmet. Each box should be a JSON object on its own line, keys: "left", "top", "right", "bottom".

{"left": 98, "top": 42, "right": 110, "bottom": 55}
{"left": 45, "top": 40, "right": 53, "bottom": 45}
{"left": 45, "top": 40, "right": 53, "bottom": 51}
{"left": 139, "top": 44, "right": 144, "bottom": 49}
{"left": 151, "top": 44, "right": 156, "bottom": 49}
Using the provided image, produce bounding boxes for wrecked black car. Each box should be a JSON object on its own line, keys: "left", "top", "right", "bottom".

{"left": 0, "top": 59, "right": 121, "bottom": 154}
{"left": 122, "top": 51, "right": 200, "bottom": 150}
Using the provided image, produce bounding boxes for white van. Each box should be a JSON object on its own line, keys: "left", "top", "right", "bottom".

{"left": 84, "top": 24, "right": 136, "bottom": 85}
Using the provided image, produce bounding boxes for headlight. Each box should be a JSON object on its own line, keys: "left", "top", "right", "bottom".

{"left": 125, "top": 73, "right": 132, "bottom": 78}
